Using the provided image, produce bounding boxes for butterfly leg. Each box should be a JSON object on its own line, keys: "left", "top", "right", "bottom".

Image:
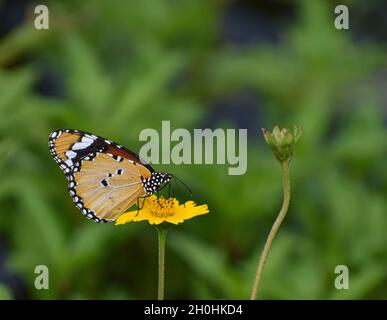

{"left": 135, "top": 197, "right": 146, "bottom": 216}
{"left": 156, "top": 190, "right": 161, "bottom": 205}
{"left": 168, "top": 182, "right": 171, "bottom": 198}
{"left": 135, "top": 199, "right": 140, "bottom": 216}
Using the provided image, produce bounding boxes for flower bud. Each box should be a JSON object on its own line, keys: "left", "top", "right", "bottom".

{"left": 262, "top": 126, "right": 302, "bottom": 162}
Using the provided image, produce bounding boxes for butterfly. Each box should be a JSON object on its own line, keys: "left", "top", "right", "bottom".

{"left": 48, "top": 129, "right": 172, "bottom": 223}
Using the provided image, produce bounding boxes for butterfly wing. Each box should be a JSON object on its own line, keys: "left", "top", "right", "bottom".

{"left": 49, "top": 129, "right": 153, "bottom": 223}
{"left": 48, "top": 129, "right": 153, "bottom": 171}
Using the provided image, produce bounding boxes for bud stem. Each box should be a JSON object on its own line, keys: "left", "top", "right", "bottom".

{"left": 250, "top": 159, "right": 291, "bottom": 299}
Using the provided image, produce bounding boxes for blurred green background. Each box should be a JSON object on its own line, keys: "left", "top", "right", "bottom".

{"left": 0, "top": 0, "right": 386, "bottom": 299}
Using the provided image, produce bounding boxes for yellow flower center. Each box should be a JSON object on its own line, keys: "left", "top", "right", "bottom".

{"left": 149, "top": 197, "right": 176, "bottom": 218}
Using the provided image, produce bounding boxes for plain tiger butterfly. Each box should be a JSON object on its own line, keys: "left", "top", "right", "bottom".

{"left": 48, "top": 129, "right": 172, "bottom": 223}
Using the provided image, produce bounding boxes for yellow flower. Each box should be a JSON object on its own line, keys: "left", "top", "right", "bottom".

{"left": 116, "top": 195, "right": 209, "bottom": 225}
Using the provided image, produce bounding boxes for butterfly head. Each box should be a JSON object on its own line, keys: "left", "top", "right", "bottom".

{"left": 143, "top": 172, "right": 173, "bottom": 196}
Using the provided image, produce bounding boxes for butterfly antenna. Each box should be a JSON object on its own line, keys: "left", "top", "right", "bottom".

{"left": 172, "top": 175, "right": 193, "bottom": 197}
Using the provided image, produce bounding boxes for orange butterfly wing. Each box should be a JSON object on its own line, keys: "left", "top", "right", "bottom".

{"left": 49, "top": 129, "right": 153, "bottom": 222}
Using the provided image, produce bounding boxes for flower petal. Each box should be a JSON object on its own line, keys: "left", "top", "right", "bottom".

{"left": 116, "top": 206, "right": 152, "bottom": 225}
{"left": 175, "top": 201, "right": 209, "bottom": 220}
{"left": 164, "top": 215, "right": 185, "bottom": 225}
{"left": 131, "top": 209, "right": 154, "bottom": 222}
{"left": 115, "top": 211, "right": 138, "bottom": 225}
{"left": 146, "top": 216, "right": 165, "bottom": 225}
{"left": 115, "top": 196, "right": 208, "bottom": 226}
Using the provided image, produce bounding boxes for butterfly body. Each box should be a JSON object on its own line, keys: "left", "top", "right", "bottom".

{"left": 48, "top": 129, "right": 172, "bottom": 223}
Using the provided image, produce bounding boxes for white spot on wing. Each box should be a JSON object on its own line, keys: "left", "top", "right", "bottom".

{"left": 72, "top": 142, "right": 92, "bottom": 150}
{"left": 66, "top": 151, "right": 77, "bottom": 159}
{"left": 81, "top": 137, "right": 94, "bottom": 144}
{"left": 84, "top": 134, "right": 98, "bottom": 141}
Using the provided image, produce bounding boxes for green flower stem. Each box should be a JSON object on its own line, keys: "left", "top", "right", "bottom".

{"left": 156, "top": 225, "right": 170, "bottom": 300}
{"left": 250, "top": 159, "right": 291, "bottom": 300}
